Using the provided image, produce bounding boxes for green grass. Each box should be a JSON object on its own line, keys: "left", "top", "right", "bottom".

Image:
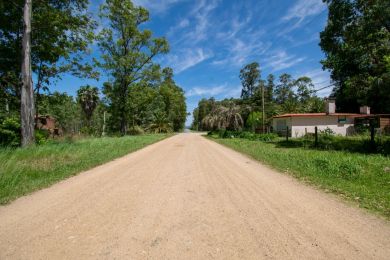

{"left": 0, "top": 134, "right": 168, "bottom": 204}
{"left": 210, "top": 137, "right": 390, "bottom": 219}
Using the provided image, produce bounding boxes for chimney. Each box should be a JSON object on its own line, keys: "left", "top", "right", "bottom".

{"left": 360, "top": 106, "right": 370, "bottom": 115}
{"left": 325, "top": 99, "right": 336, "bottom": 114}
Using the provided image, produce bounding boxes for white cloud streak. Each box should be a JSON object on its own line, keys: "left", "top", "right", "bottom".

{"left": 280, "top": 0, "right": 326, "bottom": 33}
{"left": 186, "top": 83, "right": 241, "bottom": 98}
{"left": 302, "top": 69, "right": 333, "bottom": 97}
{"left": 132, "top": 0, "right": 186, "bottom": 14}
{"left": 264, "top": 50, "right": 306, "bottom": 72}
{"left": 186, "top": 85, "right": 226, "bottom": 97}
{"left": 166, "top": 48, "right": 213, "bottom": 74}
{"left": 186, "top": 0, "right": 220, "bottom": 43}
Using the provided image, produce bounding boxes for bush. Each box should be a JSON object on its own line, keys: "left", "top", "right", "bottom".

{"left": 35, "top": 129, "right": 50, "bottom": 145}
{"left": 0, "top": 117, "right": 21, "bottom": 147}
{"left": 214, "top": 130, "right": 278, "bottom": 142}
{"left": 80, "top": 126, "right": 95, "bottom": 136}
{"left": 256, "top": 133, "right": 279, "bottom": 142}
{"left": 128, "top": 126, "right": 145, "bottom": 135}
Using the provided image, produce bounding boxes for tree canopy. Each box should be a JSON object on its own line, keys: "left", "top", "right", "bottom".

{"left": 192, "top": 62, "right": 325, "bottom": 132}
{"left": 320, "top": 0, "right": 390, "bottom": 113}
{"left": 97, "top": 0, "right": 169, "bottom": 134}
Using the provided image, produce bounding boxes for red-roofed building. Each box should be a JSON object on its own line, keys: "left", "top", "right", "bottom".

{"left": 272, "top": 100, "right": 370, "bottom": 138}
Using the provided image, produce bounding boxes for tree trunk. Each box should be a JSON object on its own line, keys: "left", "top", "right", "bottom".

{"left": 21, "top": 0, "right": 35, "bottom": 147}
{"left": 119, "top": 82, "right": 128, "bottom": 135}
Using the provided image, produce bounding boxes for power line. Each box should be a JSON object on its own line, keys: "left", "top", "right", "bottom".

{"left": 313, "top": 83, "right": 336, "bottom": 93}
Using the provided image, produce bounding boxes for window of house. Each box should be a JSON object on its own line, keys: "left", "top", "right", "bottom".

{"left": 338, "top": 116, "right": 347, "bottom": 124}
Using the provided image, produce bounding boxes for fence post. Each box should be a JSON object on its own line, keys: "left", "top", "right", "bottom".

{"left": 315, "top": 126, "right": 318, "bottom": 147}
{"left": 370, "top": 123, "right": 376, "bottom": 151}
{"left": 286, "top": 126, "right": 289, "bottom": 141}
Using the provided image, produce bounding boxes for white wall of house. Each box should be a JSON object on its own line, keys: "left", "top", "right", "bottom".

{"left": 273, "top": 116, "right": 355, "bottom": 138}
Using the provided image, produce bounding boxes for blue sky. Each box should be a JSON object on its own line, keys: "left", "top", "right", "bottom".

{"left": 51, "top": 0, "right": 331, "bottom": 125}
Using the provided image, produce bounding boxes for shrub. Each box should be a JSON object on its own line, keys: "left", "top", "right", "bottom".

{"left": 320, "top": 127, "right": 336, "bottom": 136}
{"left": 128, "top": 126, "right": 145, "bottom": 135}
{"left": 256, "top": 133, "right": 279, "bottom": 142}
{"left": 214, "top": 130, "right": 278, "bottom": 142}
{"left": 35, "top": 129, "right": 50, "bottom": 145}
{"left": 80, "top": 126, "right": 95, "bottom": 136}
{"left": 0, "top": 117, "right": 21, "bottom": 147}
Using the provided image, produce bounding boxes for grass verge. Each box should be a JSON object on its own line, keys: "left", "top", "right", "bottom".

{"left": 210, "top": 137, "right": 390, "bottom": 219}
{"left": 0, "top": 134, "right": 168, "bottom": 204}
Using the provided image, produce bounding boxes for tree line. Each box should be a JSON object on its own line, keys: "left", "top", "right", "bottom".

{"left": 192, "top": 0, "right": 390, "bottom": 132}
{"left": 192, "top": 62, "right": 324, "bottom": 132}
{"left": 0, "top": 0, "right": 187, "bottom": 146}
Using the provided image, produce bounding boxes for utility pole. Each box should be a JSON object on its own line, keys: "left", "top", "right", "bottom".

{"left": 262, "top": 82, "right": 265, "bottom": 133}
{"left": 21, "top": 0, "right": 35, "bottom": 146}
{"left": 102, "top": 111, "right": 106, "bottom": 136}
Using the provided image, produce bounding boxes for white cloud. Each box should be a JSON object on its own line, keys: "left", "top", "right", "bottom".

{"left": 264, "top": 50, "right": 306, "bottom": 72}
{"left": 211, "top": 15, "right": 269, "bottom": 68}
{"left": 186, "top": 85, "right": 227, "bottom": 97}
{"left": 132, "top": 0, "right": 186, "bottom": 14}
{"left": 186, "top": 0, "right": 220, "bottom": 43}
{"left": 212, "top": 38, "right": 270, "bottom": 67}
{"left": 166, "top": 48, "right": 213, "bottom": 74}
{"left": 186, "top": 83, "right": 241, "bottom": 98}
{"left": 224, "top": 86, "right": 242, "bottom": 99}
{"left": 281, "top": 0, "right": 326, "bottom": 32}
{"left": 167, "top": 18, "right": 190, "bottom": 37}
{"left": 178, "top": 19, "right": 190, "bottom": 28}
{"left": 302, "top": 69, "right": 333, "bottom": 97}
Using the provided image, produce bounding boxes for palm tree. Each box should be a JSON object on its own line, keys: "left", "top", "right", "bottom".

{"left": 148, "top": 111, "right": 172, "bottom": 133}
{"left": 219, "top": 103, "right": 244, "bottom": 131}
{"left": 202, "top": 102, "right": 244, "bottom": 131}
{"left": 77, "top": 85, "right": 99, "bottom": 126}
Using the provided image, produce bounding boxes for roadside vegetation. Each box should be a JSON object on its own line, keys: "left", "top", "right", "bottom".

{"left": 208, "top": 131, "right": 390, "bottom": 218}
{"left": 192, "top": 1, "right": 390, "bottom": 218}
{"left": 1, "top": 0, "right": 187, "bottom": 148}
{"left": 0, "top": 134, "right": 168, "bottom": 204}
{"left": 192, "top": 1, "right": 390, "bottom": 134}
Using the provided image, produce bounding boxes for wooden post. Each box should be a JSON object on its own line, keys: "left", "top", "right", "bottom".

{"left": 315, "top": 126, "right": 318, "bottom": 147}
{"left": 102, "top": 111, "right": 106, "bottom": 136}
{"left": 286, "top": 126, "right": 289, "bottom": 141}
{"left": 370, "top": 123, "right": 375, "bottom": 150}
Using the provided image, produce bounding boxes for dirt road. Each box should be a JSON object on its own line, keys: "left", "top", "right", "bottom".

{"left": 0, "top": 133, "right": 389, "bottom": 259}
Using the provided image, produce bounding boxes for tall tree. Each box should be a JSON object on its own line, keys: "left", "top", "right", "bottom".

{"left": 274, "top": 73, "right": 299, "bottom": 113}
{"left": 266, "top": 74, "right": 275, "bottom": 103}
{"left": 274, "top": 73, "right": 294, "bottom": 105}
{"left": 159, "top": 68, "right": 187, "bottom": 132}
{"left": 98, "top": 0, "right": 169, "bottom": 135}
{"left": 320, "top": 0, "right": 390, "bottom": 113}
{"left": 239, "top": 62, "right": 261, "bottom": 99}
{"left": 0, "top": 0, "right": 97, "bottom": 97}
{"left": 20, "top": 0, "right": 35, "bottom": 146}
{"left": 77, "top": 85, "right": 99, "bottom": 126}
{"left": 1, "top": 0, "right": 97, "bottom": 144}
{"left": 295, "top": 76, "right": 314, "bottom": 103}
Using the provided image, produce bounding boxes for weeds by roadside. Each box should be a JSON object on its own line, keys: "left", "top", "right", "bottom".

{"left": 209, "top": 135, "right": 390, "bottom": 219}
{"left": 0, "top": 135, "right": 168, "bottom": 204}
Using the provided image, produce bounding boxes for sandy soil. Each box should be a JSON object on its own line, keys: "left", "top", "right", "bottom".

{"left": 0, "top": 133, "right": 389, "bottom": 259}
